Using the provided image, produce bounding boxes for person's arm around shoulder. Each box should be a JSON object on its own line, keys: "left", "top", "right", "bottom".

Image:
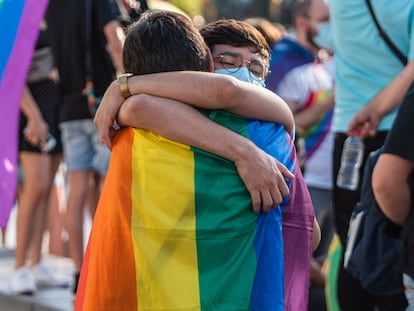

{"left": 94, "top": 71, "right": 294, "bottom": 147}
{"left": 116, "top": 93, "right": 295, "bottom": 214}
{"left": 103, "top": 19, "right": 125, "bottom": 73}
{"left": 127, "top": 72, "right": 294, "bottom": 132}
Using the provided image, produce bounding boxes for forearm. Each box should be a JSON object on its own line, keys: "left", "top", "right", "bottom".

{"left": 369, "top": 60, "right": 414, "bottom": 117}
{"left": 117, "top": 93, "right": 294, "bottom": 213}
{"left": 372, "top": 154, "right": 413, "bottom": 224}
{"left": 126, "top": 72, "right": 294, "bottom": 132}
{"left": 20, "top": 86, "right": 49, "bottom": 147}
{"left": 376, "top": 181, "right": 411, "bottom": 225}
{"left": 104, "top": 20, "right": 125, "bottom": 74}
{"left": 118, "top": 94, "right": 254, "bottom": 163}
{"left": 20, "top": 86, "right": 43, "bottom": 121}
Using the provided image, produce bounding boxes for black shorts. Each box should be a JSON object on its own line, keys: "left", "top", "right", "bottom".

{"left": 19, "top": 79, "right": 62, "bottom": 154}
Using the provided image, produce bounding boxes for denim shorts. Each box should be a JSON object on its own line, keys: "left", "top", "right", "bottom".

{"left": 60, "top": 119, "right": 110, "bottom": 176}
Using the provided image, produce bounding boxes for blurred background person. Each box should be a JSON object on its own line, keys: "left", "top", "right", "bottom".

{"left": 117, "top": 0, "right": 149, "bottom": 28}
{"left": 329, "top": 0, "right": 414, "bottom": 309}
{"left": 45, "top": 0, "right": 125, "bottom": 294}
{"left": 244, "top": 16, "right": 286, "bottom": 47}
{"left": 10, "top": 23, "right": 69, "bottom": 295}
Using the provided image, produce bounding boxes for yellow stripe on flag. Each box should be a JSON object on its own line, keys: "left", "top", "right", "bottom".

{"left": 131, "top": 129, "right": 201, "bottom": 309}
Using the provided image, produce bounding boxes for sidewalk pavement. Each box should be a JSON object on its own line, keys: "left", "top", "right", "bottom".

{"left": 0, "top": 247, "right": 75, "bottom": 311}
{"left": 0, "top": 204, "right": 83, "bottom": 311}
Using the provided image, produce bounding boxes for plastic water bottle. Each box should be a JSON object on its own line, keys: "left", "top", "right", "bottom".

{"left": 43, "top": 133, "right": 57, "bottom": 153}
{"left": 336, "top": 136, "right": 364, "bottom": 190}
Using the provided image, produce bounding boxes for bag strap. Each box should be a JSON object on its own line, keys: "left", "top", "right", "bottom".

{"left": 365, "top": 0, "right": 407, "bottom": 65}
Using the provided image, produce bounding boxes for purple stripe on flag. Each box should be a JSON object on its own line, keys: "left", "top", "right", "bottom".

{"left": 0, "top": 0, "right": 49, "bottom": 229}
{"left": 283, "top": 162, "right": 315, "bottom": 311}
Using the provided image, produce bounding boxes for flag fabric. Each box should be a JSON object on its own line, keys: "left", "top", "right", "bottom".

{"left": 282, "top": 162, "right": 315, "bottom": 310}
{"left": 325, "top": 234, "right": 342, "bottom": 311}
{"left": 299, "top": 89, "right": 334, "bottom": 160}
{"left": 75, "top": 110, "right": 314, "bottom": 311}
{"left": 0, "top": 0, "right": 48, "bottom": 228}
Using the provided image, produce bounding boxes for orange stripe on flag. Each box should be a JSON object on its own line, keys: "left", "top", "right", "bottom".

{"left": 75, "top": 128, "right": 137, "bottom": 310}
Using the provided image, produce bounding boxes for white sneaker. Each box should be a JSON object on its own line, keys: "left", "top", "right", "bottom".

{"left": 10, "top": 266, "right": 37, "bottom": 295}
{"left": 30, "top": 262, "right": 71, "bottom": 288}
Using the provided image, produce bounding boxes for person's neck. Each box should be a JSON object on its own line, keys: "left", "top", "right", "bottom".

{"left": 296, "top": 32, "right": 319, "bottom": 57}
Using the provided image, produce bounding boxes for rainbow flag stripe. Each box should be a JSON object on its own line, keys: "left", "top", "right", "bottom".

{"left": 0, "top": 0, "right": 48, "bottom": 228}
{"left": 298, "top": 89, "right": 333, "bottom": 160}
{"left": 75, "top": 111, "right": 304, "bottom": 311}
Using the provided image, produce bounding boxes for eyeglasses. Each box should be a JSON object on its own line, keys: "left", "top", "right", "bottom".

{"left": 213, "top": 53, "right": 266, "bottom": 80}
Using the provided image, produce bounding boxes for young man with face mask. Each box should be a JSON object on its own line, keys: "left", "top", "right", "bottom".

{"left": 265, "top": 0, "right": 335, "bottom": 310}
{"left": 79, "top": 11, "right": 317, "bottom": 311}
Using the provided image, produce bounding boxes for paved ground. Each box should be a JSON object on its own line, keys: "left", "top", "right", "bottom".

{"left": 0, "top": 248, "right": 75, "bottom": 311}
{"left": 0, "top": 203, "right": 90, "bottom": 311}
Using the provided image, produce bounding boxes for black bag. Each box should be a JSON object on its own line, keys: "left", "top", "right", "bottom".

{"left": 343, "top": 148, "right": 404, "bottom": 295}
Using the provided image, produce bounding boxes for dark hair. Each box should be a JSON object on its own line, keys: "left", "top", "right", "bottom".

{"left": 200, "top": 19, "right": 270, "bottom": 63}
{"left": 292, "top": 0, "right": 311, "bottom": 20}
{"left": 244, "top": 17, "right": 286, "bottom": 46}
{"left": 122, "top": 10, "right": 210, "bottom": 75}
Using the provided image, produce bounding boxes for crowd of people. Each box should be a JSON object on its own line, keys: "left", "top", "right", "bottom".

{"left": 6, "top": 0, "right": 414, "bottom": 310}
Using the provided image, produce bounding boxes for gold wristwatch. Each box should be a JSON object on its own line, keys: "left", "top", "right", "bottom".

{"left": 117, "top": 73, "right": 133, "bottom": 98}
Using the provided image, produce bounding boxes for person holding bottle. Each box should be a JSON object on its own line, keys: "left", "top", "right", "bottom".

{"left": 45, "top": 0, "right": 125, "bottom": 294}
{"left": 328, "top": 0, "right": 414, "bottom": 309}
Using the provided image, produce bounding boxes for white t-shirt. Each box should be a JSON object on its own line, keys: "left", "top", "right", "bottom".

{"left": 277, "top": 60, "right": 334, "bottom": 189}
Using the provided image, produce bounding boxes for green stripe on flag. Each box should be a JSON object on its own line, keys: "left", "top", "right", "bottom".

{"left": 194, "top": 111, "right": 257, "bottom": 310}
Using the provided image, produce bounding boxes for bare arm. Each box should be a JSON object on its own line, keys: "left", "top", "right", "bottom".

{"left": 127, "top": 72, "right": 293, "bottom": 130}
{"left": 116, "top": 94, "right": 295, "bottom": 213}
{"left": 372, "top": 154, "right": 414, "bottom": 224}
{"left": 94, "top": 71, "right": 294, "bottom": 147}
{"left": 20, "top": 86, "right": 49, "bottom": 149}
{"left": 347, "top": 60, "right": 414, "bottom": 138}
{"left": 103, "top": 20, "right": 125, "bottom": 74}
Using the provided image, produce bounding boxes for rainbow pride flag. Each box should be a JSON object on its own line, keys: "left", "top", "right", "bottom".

{"left": 298, "top": 89, "right": 333, "bottom": 160}
{"left": 0, "top": 0, "right": 48, "bottom": 228}
{"left": 75, "top": 111, "right": 313, "bottom": 310}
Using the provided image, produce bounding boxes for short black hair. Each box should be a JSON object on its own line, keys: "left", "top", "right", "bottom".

{"left": 123, "top": 10, "right": 210, "bottom": 75}
{"left": 200, "top": 19, "right": 270, "bottom": 61}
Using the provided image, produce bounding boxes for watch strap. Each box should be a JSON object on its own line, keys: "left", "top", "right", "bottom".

{"left": 117, "top": 73, "right": 133, "bottom": 98}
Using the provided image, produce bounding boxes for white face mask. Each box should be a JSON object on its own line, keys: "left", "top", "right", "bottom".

{"left": 215, "top": 67, "right": 265, "bottom": 88}
{"left": 314, "top": 21, "right": 333, "bottom": 51}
